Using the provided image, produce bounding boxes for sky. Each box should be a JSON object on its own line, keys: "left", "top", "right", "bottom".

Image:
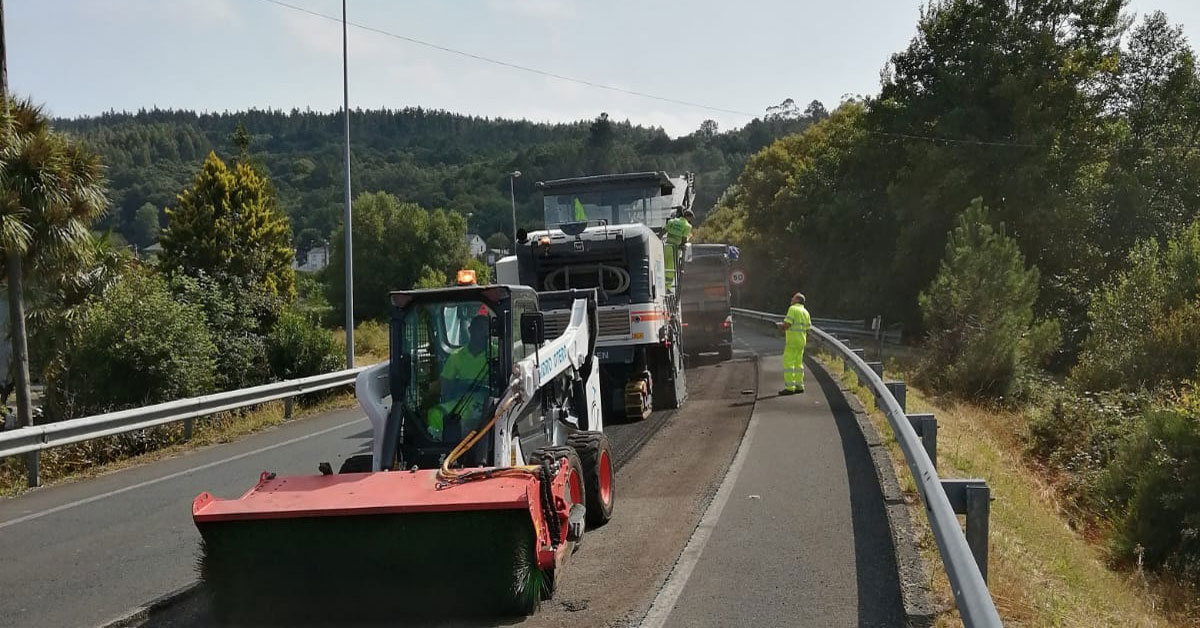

{"left": 7, "top": 0, "right": 1200, "bottom": 137}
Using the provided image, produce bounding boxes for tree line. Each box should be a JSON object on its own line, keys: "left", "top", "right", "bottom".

{"left": 55, "top": 104, "right": 821, "bottom": 253}
{"left": 697, "top": 1, "right": 1200, "bottom": 591}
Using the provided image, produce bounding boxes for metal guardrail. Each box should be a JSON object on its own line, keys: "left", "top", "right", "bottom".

{"left": 733, "top": 307, "right": 1002, "bottom": 627}
{"left": 0, "top": 367, "right": 366, "bottom": 486}
{"left": 811, "top": 316, "right": 904, "bottom": 344}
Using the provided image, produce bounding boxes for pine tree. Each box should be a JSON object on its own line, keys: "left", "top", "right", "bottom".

{"left": 918, "top": 198, "right": 1058, "bottom": 398}
{"left": 160, "top": 151, "right": 295, "bottom": 299}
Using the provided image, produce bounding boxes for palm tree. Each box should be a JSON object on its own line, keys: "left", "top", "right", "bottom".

{"left": 0, "top": 98, "right": 107, "bottom": 441}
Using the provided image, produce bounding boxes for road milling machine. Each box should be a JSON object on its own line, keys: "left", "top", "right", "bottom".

{"left": 496, "top": 171, "right": 693, "bottom": 421}
{"left": 191, "top": 276, "right": 616, "bottom": 624}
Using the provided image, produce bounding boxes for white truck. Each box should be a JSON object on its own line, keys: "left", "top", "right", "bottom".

{"left": 497, "top": 171, "right": 693, "bottom": 420}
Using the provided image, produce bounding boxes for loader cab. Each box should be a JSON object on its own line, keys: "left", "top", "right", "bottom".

{"left": 384, "top": 285, "right": 544, "bottom": 470}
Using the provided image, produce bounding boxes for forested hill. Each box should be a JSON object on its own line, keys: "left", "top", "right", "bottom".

{"left": 57, "top": 102, "right": 823, "bottom": 249}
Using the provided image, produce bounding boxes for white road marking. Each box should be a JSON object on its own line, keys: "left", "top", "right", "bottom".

{"left": 0, "top": 417, "right": 365, "bottom": 531}
{"left": 640, "top": 358, "right": 764, "bottom": 628}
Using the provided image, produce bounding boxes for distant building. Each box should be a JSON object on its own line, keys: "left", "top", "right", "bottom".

{"left": 294, "top": 243, "right": 330, "bottom": 273}
{"left": 484, "top": 248, "right": 510, "bottom": 266}
{"left": 466, "top": 233, "right": 487, "bottom": 259}
{"left": 141, "top": 243, "right": 163, "bottom": 261}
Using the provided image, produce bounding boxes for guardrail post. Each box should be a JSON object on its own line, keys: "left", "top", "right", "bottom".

{"left": 907, "top": 413, "right": 937, "bottom": 468}
{"left": 941, "top": 478, "right": 991, "bottom": 583}
{"left": 26, "top": 451, "right": 39, "bottom": 487}
{"left": 284, "top": 397, "right": 295, "bottom": 420}
{"left": 850, "top": 348, "right": 865, "bottom": 360}
{"left": 885, "top": 381, "right": 906, "bottom": 412}
{"left": 866, "top": 361, "right": 883, "bottom": 378}
{"left": 967, "top": 483, "right": 991, "bottom": 582}
{"left": 183, "top": 418, "right": 194, "bottom": 441}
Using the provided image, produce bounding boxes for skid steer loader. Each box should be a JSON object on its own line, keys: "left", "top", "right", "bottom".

{"left": 192, "top": 280, "right": 615, "bottom": 624}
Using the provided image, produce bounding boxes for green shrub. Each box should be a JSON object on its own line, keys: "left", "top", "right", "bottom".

{"left": 170, "top": 272, "right": 284, "bottom": 391}
{"left": 1027, "top": 385, "right": 1147, "bottom": 514}
{"left": 295, "top": 271, "right": 333, "bottom": 323}
{"left": 1100, "top": 393, "right": 1200, "bottom": 583}
{"left": 1073, "top": 221, "right": 1200, "bottom": 392}
{"left": 267, "top": 309, "right": 343, "bottom": 380}
{"left": 44, "top": 271, "right": 217, "bottom": 419}
{"left": 917, "top": 198, "right": 1059, "bottom": 399}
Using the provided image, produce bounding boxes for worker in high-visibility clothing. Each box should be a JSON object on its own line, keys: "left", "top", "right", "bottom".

{"left": 427, "top": 315, "right": 491, "bottom": 440}
{"left": 776, "top": 292, "right": 811, "bottom": 395}
{"left": 663, "top": 209, "right": 694, "bottom": 290}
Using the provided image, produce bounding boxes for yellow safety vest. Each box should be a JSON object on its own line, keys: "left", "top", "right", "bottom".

{"left": 784, "top": 304, "right": 811, "bottom": 344}
{"left": 665, "top": 217, "right": 692, "bottom": 246}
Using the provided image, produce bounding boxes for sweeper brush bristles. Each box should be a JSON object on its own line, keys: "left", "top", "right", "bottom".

{"left": 197, "top": 509, "right": 547, "bottom": 626}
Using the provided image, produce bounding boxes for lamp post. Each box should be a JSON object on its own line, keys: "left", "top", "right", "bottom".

{"left": 341, "top": 0, "right": 354, "bottom": 368}
{"left": 508, "top": 170, "right": 521, "bottom": 247}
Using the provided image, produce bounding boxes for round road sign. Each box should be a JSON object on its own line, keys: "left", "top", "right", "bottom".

{"left": 730, "top": 269, "right": 746, "bottom": 286}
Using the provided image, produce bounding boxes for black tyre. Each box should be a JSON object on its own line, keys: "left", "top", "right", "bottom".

{"left": 567, "top": 431, "right": 615, "bottom": 527}
{"left": 338, "top": 453, "right": 373, "bottom": 474}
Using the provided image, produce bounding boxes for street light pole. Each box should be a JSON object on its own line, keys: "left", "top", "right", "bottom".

{"left": 341, "top": 0, "right": 354, "bottom": 368}
{"left": 509, "top": 170, "right": 521, "bottom": 247}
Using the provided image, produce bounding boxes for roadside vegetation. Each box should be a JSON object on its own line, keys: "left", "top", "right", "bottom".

{"left": 698, "top": 0, "right": 1200, "bottom": 608}
{"left": 0, "top": 101, "right": 482, "bottom": 489}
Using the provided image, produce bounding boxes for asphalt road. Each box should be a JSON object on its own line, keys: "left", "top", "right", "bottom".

{"left": 0, "top": 356, "right": 742, "bottom": 628}
{"left": 0, "top": 326, "right": 905, "bottom": 628}
{"left": 653, "top": 330, "right": 905, "bottom": 628}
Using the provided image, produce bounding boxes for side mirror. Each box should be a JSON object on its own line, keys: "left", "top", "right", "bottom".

{"left": 520, "top": 312, "right": 545, "bottom": 345}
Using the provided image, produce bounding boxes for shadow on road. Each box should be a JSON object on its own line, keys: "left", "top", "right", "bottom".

{"left": 809, "top": 357, "right": 906, "bottom": 627}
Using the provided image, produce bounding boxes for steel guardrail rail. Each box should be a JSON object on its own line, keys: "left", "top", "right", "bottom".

{"left": 732, "top": 307, "right": 1003, "bottom": 627}
{"left": 0, "top": 367, "right": 367, "bottom": 459}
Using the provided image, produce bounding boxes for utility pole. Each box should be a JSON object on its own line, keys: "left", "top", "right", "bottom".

{"left": 0, "top": 0, "right": 35, "bottom": 486}
{"left": 509, "top": 170, "right": 521, "bottom": 247}
{"left": 341, "top": 0, "right": 354, "bottom": 368}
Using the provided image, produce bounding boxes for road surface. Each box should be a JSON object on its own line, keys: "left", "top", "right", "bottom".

{"left": 0, "top": 326, "right": 906, "bottom": 627}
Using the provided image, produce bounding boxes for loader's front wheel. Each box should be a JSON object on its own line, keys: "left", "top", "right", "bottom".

{"left": 526, "top": 446, "right": 586, "bottom": 601}
{"left": 568, "top": 432, "right": 614, "bottom": 527}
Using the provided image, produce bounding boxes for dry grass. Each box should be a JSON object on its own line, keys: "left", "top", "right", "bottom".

{"left": 331, "top": 320, "right": 389, "bottom": 365}
{"left": 817, "top": 350, "right": 1187, "bottom": 628}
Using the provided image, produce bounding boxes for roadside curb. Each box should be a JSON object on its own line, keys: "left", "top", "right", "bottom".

{"left": 97, "top": 580, "right": 203, "bottom": 628}
{"left": 812, "top": 356, "right": 936, "bottom": 628}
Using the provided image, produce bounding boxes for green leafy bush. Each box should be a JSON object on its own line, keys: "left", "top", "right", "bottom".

{"left": 267, "top": 309, "right": 343, "bottom": 381}
{"left": 44, "top": 271, "right": 217, "bottom": 420}
{"left": 1027, "top": 385, "right": 1148, "bottom": 515}
{"left": 917, "top": 198, "right": 1059, "bottom": 399}
{"left": 170, "top": 272, "right": 284, "bottom": 391}
{"left": 1072, "top": 221, "right": 1200, "bottom": 392}
{"left": 1100, "top": 392, "right": 1200, "bottom": 583}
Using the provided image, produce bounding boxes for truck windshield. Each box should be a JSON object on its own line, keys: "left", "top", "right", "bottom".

{"left": 398, "top": 300, "right": 496, "bottom": 443}
{"left": 543, "top": 187, "right": 676, "bottom": 230}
